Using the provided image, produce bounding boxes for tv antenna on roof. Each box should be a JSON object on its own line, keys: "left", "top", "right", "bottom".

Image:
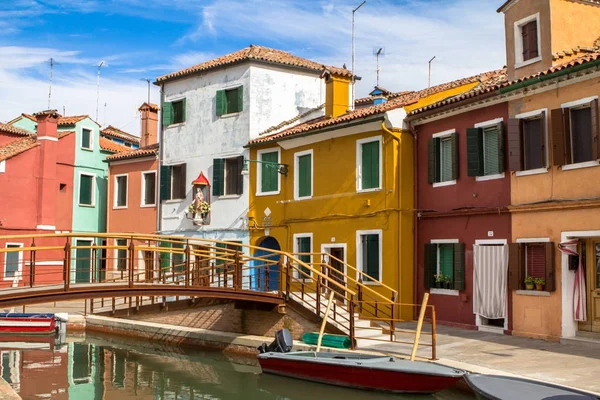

{"left": 47, "top": 58, "right": 61, "bottom": 109}
{"left": 373, "top": 47, "right": 385, "bottom": 87}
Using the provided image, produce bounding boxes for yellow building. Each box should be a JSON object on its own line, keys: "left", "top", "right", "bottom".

{"left": 246, "top": 69, "right": 498, "bottom": 310}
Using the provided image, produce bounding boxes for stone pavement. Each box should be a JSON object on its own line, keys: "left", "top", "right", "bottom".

{"left": 360, "top": 324, "right": 600, "bottom": 395}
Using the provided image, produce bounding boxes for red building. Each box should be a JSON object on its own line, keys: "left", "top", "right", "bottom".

{"left": 406, "top": 72, "right": 515, "bottom": 332}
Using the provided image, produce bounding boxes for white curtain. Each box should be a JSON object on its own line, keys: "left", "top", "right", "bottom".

{"left": 473, "top": 244, "right": 508, "bottom": 319}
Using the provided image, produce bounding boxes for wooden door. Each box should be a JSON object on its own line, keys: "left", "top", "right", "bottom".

{"left": 590, "top": 242, "right": 600, "bottom": 332}
{"left": 328, "top": 247, "right": 346, "bottom": 300}
{"left": 75, "top": 240, "right": 92, "bottom": 283}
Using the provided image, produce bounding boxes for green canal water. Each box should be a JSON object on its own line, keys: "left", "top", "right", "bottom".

{"left": 2, "top": 333, "right": 474, "bottom": 399}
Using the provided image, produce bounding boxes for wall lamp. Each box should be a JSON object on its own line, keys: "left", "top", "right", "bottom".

{"left": 241, "top": 158, "right": 289, "bottom": 176}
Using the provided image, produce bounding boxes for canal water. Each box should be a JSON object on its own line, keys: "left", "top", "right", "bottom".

{"left": 1, "top": 332, "right": 474, "bottom": 399}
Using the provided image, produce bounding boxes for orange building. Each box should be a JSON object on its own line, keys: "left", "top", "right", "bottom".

{"left": 106, "top": 103, "right": 159, "bottom": 277}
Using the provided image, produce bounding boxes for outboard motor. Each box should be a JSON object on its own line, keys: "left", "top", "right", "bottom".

{"left": 257, "top": 328, "right": 293, "bottom": 354}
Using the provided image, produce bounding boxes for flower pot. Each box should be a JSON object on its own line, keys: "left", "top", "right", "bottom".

{"left": 535, "top": 284, "right": 544, "bottom": 291}
{"left": 193, "top": 216, "right": 204, "bottom": 226}
{"left": 436, "top": 282, "right": 443, "bottom": 288}
{"left": 525, "top": 283, "right": 535, "bottom": 290}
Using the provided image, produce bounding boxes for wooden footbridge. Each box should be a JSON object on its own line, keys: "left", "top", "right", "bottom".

{"left": 0, "top": 233, "right": 437, "bottom": 357}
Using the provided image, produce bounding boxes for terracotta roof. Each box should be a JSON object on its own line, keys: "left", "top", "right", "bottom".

{"left": 99, "top": 137, "right": 132, "bottom": 153}
{"left": 0, "top": 136, "right": 39, "bottom": 162}
{"left": 6, "top": 113, "right": 37, "bottom": 125}
{"left": 248, "top": 92, "right": 419, "bottom": 145}
{"left": 58, "top": 115, "right": 89, "bottom": 126}
{"left": 138, "top": 102, "right": 160, "bottom": 112}
{"left": 106, "top": 143, "right": 159, "bottom": 161}
{"left": 355, "top": 90, "right": 414, "bottom": 106}
{"left": 416, "top": 69, "right": 504, "bottom": 98}
{"left": 57, "top": 130, "right": 75, "bottom": 139}
{"left": 156, "top": 45, "right": 352, "bottom": 83}
{"left": 0, "top": 123, "right": 34, "bottom": 137}
{"left": 100, "top": 125, "right": 140, "bottom": 144}
{"left": 259, "top": 104, "right": 324, "bottom": 136}
{"left": 499, "top": 0, "right": 600, "bottom": 12}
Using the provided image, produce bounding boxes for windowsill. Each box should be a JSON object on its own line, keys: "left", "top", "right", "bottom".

{"left": 112, "top": 206, "right": 128, "bottom": 210}
{"left": 433, "top": 180, "right": 456, "bottom": 188}
{"left": 515, "top": 167, "right": 549, "bottom": 177}
{"left": 166, "top": 122, "right": 186, "bottom": 129}
{"left": 165, "top": 199, "right": 184, "bottom": 204}
{"left": 356, "top": 188, "right": 382, "bottom": 194}
{"left": 3, "top": 276, "right": 22, "bottom": 282}
{"left": 220, "top": 112, "right": 242, "bottom": 119}
{"left": 363, "top": 281, "right": 382, "bottom": 286}
{"left": 561, "top": 160, "right": 600, "bottom": 171}
{"left": 292, "top": 278, "right": 313, "bottom": 283}
{"left": 81, "top": 147, "right": 93, "bottom": 152}
{"left": 515, "top": 56, "right": 542, "bottom": 69}
{"left": 140, "top": 204, "right": 156, "bottom": 208}
{"left": 516, "top": 290, "right": 550, "bottom": 297}
{"left": 294, "top": 196, "right": 313, "bottom": 201}
{"left": 163, "top": 216, "right": 180, "bottom": 220}
{"left": 476, "top": 172, "right": 505, "bottom": 182}
{"left": 256, "top": 191, "right": 280, "bottom": 197}
{"left": 79, "top": 204, "right": 95, "bottom": 208}
{"left": 219, "top": 194, "right": 242, "bottom": 199}
{"left": 430, "top": 288, "right": 459, "bottom": 296}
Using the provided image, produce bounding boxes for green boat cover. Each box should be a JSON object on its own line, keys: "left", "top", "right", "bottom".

{"left": 301, "top": 332, "right": 351, "bottom": 349}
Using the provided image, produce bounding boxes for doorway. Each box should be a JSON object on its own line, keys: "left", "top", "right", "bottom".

{"left": 75, "top": 239, "right": 93, "bottom": 283}
{"left": 254, "top": 237, "right": 281, "bottom": 292}
{"left": 321, "top": 244, "right": 347, "bottom": 302}
{"left": 578, "top": 239, "right": 600, "bottom": 334}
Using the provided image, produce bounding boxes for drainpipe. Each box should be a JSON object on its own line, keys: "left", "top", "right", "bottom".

{"left": 409, "top": 121, "right": 418, "bottom": 313}
{"left": 156, "top": 83, "right": 165, "bottom": 234}
{"left": 380, "top": 121, "right": 401, "bottom": 305}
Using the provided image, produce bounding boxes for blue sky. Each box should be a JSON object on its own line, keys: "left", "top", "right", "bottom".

{"left": 0, "top": 0, "right": 506, "bottom": 135}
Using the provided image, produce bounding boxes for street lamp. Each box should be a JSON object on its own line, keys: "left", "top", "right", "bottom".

{"left": 240, "top": 158, "right": 289, "bottom": 176}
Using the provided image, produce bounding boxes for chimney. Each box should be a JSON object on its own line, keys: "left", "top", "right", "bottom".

{"left": 34, "top": 109, "right": 59, "bottom": 229}
{"left": 138, "top": 102, "right": 159, "bottom": 147}
{"left": 370, "top": 87, "right": 387, "bottom": 106}
{"left": 323, "top": 70, "right": 351, "bottom": 118}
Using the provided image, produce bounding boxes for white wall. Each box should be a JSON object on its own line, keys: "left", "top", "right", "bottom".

{"left": 160, "top": 62, "right": 324, "bottom": 241}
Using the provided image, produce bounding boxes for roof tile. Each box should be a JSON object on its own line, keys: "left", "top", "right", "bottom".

{"left": 99, "top": 137, "right": 133, "bottom": 153}
{"left": 156, "top": 45, "right": 352, "bottom": 83}
{"left": 0, "top": 136, "right": 39, "bottom": 162}
{"left": 106, "top": 143, "right": 159, "bottom": 161}
{"left": 100, "top": 125, "right": 140, "bottom": 144}
{"left": 0, "top": 123, "right": 34, "bottom": 137}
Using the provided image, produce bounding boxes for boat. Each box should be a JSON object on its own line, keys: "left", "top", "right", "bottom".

{"left": 0, "top": 313, "right": 57, "bottom": 335}
{"left": 257, "top": 347, "right": 466, "bottom": 394}
{"left": 464, "top": 374, "right": 600, "bottom": 400}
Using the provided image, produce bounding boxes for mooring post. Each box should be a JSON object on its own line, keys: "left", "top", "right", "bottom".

{"left": 349, "top": 294, "right": 356, "bottom": 350}
{"left": 431, "top": 306, "right": 437, "bottom": 360}
{"left": 63, "top": 238, "right": 71, "bottom": 292}
{"left": 184, "top": 243, "right": 191, "bottom": 288}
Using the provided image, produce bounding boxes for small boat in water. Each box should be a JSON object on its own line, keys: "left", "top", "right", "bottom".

{"left": 0, "top": 313, "right": 58, "bottom": 335}
{"left": 464, "top": 374, "right": 600, "bottom": 400}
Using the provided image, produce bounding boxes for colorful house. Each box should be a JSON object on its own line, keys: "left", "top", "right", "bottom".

{"left": 154, "top": 45, "right": 350, "bottom": 265}
{"left": 106, "top": 103, "right": 159, "bottom": 279}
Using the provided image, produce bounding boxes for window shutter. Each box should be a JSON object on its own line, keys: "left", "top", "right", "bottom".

{"left": 450, "top": 133, "right": 458, "bottom": 180}
{"left": 361, "top": 141, "right": 379, "bottom": 189}
{"left": 261, "top": 152, "right": 278, "bottom": 192}
{"left": 544, "top": 242, "right": 556, "bottom": 292}
{"left": 162, "top": 102, "right": 173, "bottom": 126}
{"left": 181, "top": 98, "right": 187, "bottom": 123}
{"left": 452, "top": 243, "right": 465, "bottom": 291}
{"left": 496, "top": 122, "right": 505, "bottom": 173}
{"left": 216, "top": 90, "right": 226, "bottom": 116}
{"left": 526, "top": 244, "right": 546, "bottom": 279}
{"left": 551, "top": 108, "right": 566, "bottom": 166}
{"left": 79, "top": 175, "right": 92, "bottom": 205}
{"left": 298, "top": 154, "right": 311, "bottom": 197}
{"left": 508, "top": 243, "right": 522, "bottom": 290}
{"left": 467, "top": 128, "right": 483, "bottom": 176}
{"left": 521, "top": 22, "right": 530, "bottom": 61}
{"left": 528, "top": 21, "right": 538, "bottom": 59}
{"left": 423, "top": 244, "right": 437, "bottom": 289}
{"left": 298, "top": 237, "right": 311, "bottom": 276}
{"left": 236, "top": 156, "right": 244, "bottom": 195}
{"left": 427, "top": 138, "right": 437, "bottom": 184}
{"left": 237, "top": 86, "right": 243, "bottom": 113}
{"left": 365, "top": 235, "right": 380, "bottom": 280}
{"left": 159, "top": 241, "right": 171, "bottom": 270}
{"left": 179, "top": 163, "right": 187, "bottom": 199}
{"left": 507, "top": 118, "right": 522, "bottom": 171}
{"left": 159, "top": 165, "right": 171, "bottom": 201}
{"left": 591, "top": 99, "right": 599, "bottom": 160}
{"left": 212, "top": 159, "right": 225, "bottom": 196}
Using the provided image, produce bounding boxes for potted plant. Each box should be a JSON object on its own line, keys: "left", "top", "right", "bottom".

{"left": 443, "top": 275, "right": 452, "bottom": 289}
{"left": 534, "top": 277, "right": 545, "bottom": 291}
{"left": 524, "top": 276, "right": 535, "bottom": 290}
{"left": 434, "top": 274, "right": 444, "bottom": 288}
{"left": 188, "top": 198, "right": 211, "bottom": 226}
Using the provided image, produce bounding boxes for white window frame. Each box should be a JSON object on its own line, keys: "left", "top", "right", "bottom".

{"left": 141, "top": 170, "right": 157, "bottom": 207}
{"left": 356, "top": 136, "right": 383, "bottom": 193}
{"left": 430, "top": 239, "right": 459, "bottom": 296}
{"left": 293, "top": 233, "right": 313, "bottom": 280}
{"left": 516, "top": 237, "right": 550, "bottom": 281}
{"left": 294, "top": 149, "right": 313, "bottom": 200}
{"left": 1, "top": 351, "right": 21, "bottom": 391}
{"left": 559, "top": 96, "right": 600, "bottom": 170}
{"left": 0, "top": 160, "right": 5, "bottom": 173}
{"left": 3, "top": 243, "right": 23, "bottom": 281}
{"left": 221, "top": 157, "right": 242, "bottom": 198}
{"left": 474, "top": 118, "right": 505, "bottom": 182}
{"left": 356, "top": 229, "right": 383, "bottom": 284}
{"left": 80, "top": 127, "right": 93, "bottom": 151}
{"left": 432, "top": 129, "right": 457, "bottom": 187}
{"left": 256, "top": 147, "right": 281, "bottom": 196}
{"left": 78, "top": 172, "right": 96, "bottom": 207}
{"left": 514, "top": 13, "right": 542, "bottom": 69}
{"left": 113, "top": 173, "right": 128, "bottom": 209}
{"left": 515, "top": 108, "right": 549, "bottom": 176}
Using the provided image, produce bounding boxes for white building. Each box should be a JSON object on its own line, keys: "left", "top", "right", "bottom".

{"left": 155, "top": 45, "right": 350, "bottom": 250}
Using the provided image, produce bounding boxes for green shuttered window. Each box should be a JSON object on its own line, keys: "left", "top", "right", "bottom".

{"left": 361, "top": 233, "right": 380, "bottom": 282}
{"left": 79, "top": 174, "right": 94, "bottom": 206}
{"left": 260, "top": 151, "right": 279, "bottom": 193}
{"left": 467, "top": 122, "right": 504, "bottom": 177}
{"left": 214, "top": 157, "right": 244, "bottom": 196}
{"left": 296, "top": 152, "right": 312, "bottom": 198}
{"left": 359, "top": 139, "right": 380, "bottom": 190}
{"left": 424, "top": 243, "right": 465, "bottom": 290}
{"left": 428, "top": 133, "right": 458, "bottom": 184}
{"left": 296, "top": 236, "right": 311, "bottom": 278}
{"left": 162, "top": 99, "right": 186, "bottom": 126}
{"left": 159, "top": 164, "right": 186, "bottom": 201}
{"left": 159, "top": 165, "right": 172, "bottom": 201}
{"left": 212, "top": 158, "right": 225, "bottom": 196}
{"left": 81, "top": 128, "right": 91, "bottom": 149}
{"left": 216, "top": 86, "right": 243, "bottom": 116}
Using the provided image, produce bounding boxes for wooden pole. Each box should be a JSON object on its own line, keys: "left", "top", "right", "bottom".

{"left": 410, "top": 292, "right": 429, "bottom": 361}
{"left": 316, "top": 290, "right": 335, "bottom": 353}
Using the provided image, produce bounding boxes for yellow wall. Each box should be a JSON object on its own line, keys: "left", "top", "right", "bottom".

{"left": 248, "top": 126, "right": 414, "bottom": 308}
{"left": 550, "top": 0, "right": 600, "bottom": 55}
{"left": 403, "top": 82, "right": 479, "bottom": 112}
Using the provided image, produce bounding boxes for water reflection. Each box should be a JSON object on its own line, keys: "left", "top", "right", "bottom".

{"left": 0, "top": 333, "right": 473, "bottom": 400}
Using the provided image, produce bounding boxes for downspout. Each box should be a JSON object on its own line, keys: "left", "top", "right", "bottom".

{"left": 156, "top": 83, "right": 165, "bottom": 234}
{"left": 409, "top": 121, "right": 418, "bottom": 312}
{"left": 380, "top": 121, "right": 401, "bottom": 304}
